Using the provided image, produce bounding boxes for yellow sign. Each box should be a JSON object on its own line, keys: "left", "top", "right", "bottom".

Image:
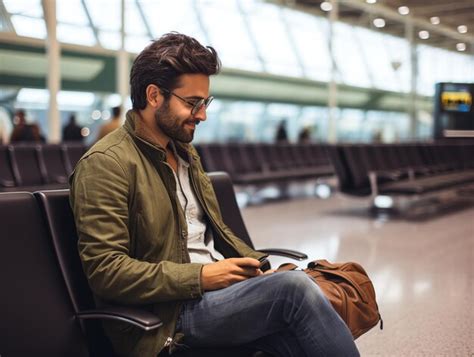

{"left": 441, "top": 91, "right": 472, "bottom": 111}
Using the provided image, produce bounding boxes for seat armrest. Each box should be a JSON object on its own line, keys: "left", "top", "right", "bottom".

{"left": 76, "top": 306, "right": 163, "bottom": 331}
{"left": 257, "top": 248, "right": 308, "bottom": 261}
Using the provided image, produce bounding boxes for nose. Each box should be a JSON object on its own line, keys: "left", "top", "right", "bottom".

{"left": 193, "top": 105, "right": 207, "bottom": 122}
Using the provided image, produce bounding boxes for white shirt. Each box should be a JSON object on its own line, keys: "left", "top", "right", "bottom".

{"left": 171, "top": 148, "right": 225, "bottom": 264}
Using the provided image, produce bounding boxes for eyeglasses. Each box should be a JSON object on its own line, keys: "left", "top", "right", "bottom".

{"left": 161, "top": 88, "right": 214, "bottom": 116}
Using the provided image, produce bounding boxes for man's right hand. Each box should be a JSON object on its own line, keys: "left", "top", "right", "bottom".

{"left": 201, "top": 257, "right": 262, "bottom": 291}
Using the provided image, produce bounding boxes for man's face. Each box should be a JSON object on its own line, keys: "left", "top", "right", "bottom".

{"left": 154, "top": 74, "right": 210, "bottom": 143}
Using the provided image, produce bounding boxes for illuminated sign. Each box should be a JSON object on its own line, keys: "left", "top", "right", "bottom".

{"left": 441, "top": 91, "right": 472, "bottom": 112}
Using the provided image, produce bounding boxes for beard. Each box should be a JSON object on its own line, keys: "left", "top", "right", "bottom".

{"left": 154, "top": 102, "right": 198, "bottom": 143}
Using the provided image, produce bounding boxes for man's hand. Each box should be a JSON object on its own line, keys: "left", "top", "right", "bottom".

{"left": 201, "top": 257, "right": 262, "bottom": 291}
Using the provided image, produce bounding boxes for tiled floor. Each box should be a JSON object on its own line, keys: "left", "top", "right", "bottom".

{"left": 241, "top": 193, "right": 474, "bottom": 356}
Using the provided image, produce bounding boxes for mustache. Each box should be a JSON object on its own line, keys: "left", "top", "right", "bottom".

{"left": 184, "top": 119, "right": 200, "bottom": 126}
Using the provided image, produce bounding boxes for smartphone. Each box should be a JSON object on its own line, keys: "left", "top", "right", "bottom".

{"left": 258, "top": 256, "right": 270, "bottom": 269}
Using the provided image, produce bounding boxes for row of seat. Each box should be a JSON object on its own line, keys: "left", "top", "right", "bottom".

{"left": 195, "top": 143, "right": 334, "bottom": 185}
{"left": 0, "top": 172, "right": 306, "bottom": 356}
{"left": 0, "top": 143, "right": 87, "bottom": 192}
{"left": 328, "top": 143, "right": 474, "bottom": 197}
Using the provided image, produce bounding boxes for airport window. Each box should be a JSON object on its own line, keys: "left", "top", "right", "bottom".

{"left": 140, "top": 0, "right": 206, "bottom": 47}
{"left": 285, "top": 10, "right": 332, "bottom": 82}
{"left": 244, "top": 2, "right": 302, "bottom": 76}
{"left": 201, "top": 0, "right": 262, "bottom": 71}
{"left": 334, "top": 23, "right": 370, "bottom": 87}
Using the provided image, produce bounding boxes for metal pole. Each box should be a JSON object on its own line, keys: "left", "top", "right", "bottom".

{"left": 117, "top": 0, "right": 129, "bottom": 118}
{"left": 42, "top": 0, "right": 61, "bottom": 143}
{"left": 406, "top": 19, "right": 418, "bottom": 139}
{"left": 327, "top": 0, "right": 338, "bottom": 143}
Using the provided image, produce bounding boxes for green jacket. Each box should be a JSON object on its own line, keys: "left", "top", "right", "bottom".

{"left": 70, "top": 110, "right": 265, "bottom": 356}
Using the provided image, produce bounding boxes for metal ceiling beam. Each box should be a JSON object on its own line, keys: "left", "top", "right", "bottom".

{"left": 80, "top": 0, "right": 101, "bottom": 47}
{"left": 0, "top": 0, "right": 15, "bottom": 33}
{"left": 340, "top": 0, "right": 474, "bottom": 44}
{"left": 405, "top": 2, "right": 474, "bottom": 14}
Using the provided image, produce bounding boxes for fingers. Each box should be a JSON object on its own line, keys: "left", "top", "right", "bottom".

{"left": 229, "top": 257, "right": 261, "bottom": 269}
{"left": 234, "top": 266, "right": 261, "bottom": 277}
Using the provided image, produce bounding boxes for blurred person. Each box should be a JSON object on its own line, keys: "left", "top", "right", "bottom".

{"left": 96, "top": 105, "right": 122, "bottom": 141}
{"left": 10, "top": 109, "right": 43, "bottom": 143}
{"left": 70, "top": 33, "right": 358, "bottom": 357}
{"left": 275, "top": 119, "right": 289, "bottom": 143}
{"left": 62, "top": 114, "right": 83, "bottom": 142}
{"left": 298, "top": 126, "right": 312, "bottom": 143}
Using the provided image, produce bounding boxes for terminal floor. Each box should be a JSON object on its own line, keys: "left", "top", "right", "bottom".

{"left": 241, "top": 193, "right": 473, "bottom": 356}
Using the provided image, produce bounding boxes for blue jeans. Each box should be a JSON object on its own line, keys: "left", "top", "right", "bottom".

{"left": 175, "top": 271, "right": 359, "bottom": 357}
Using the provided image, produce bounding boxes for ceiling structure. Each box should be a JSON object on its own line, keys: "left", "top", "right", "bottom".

{"left": 285, "top": 0, "right": 474, "bottom": 54}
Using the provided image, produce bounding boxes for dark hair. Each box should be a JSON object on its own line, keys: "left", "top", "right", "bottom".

{"left": 112, "top": 106, "right": 122, "bottom": 118}
{"left": 130, "top": 32, "right": 221, "bottom": 110}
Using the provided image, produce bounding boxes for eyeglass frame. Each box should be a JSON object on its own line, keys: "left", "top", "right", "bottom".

{"left": 160, "top": 88, "right": 214, "bottom": 116}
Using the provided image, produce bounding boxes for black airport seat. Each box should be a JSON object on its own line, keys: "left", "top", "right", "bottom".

{"left": 208, "top": 171, "right": 307, "bottom": 261}
{"left": 0, "top": 146, "right": 16, "bottom": 190}
{"left": 330, "top": 143, "right": 474, "bottom": 198}
{"left": 64, "top": 143, "right": 87, "bottom": 175}
{"left": 197, "top": 143, "right": 233, "bottom": 173}
{"left": 0, "top": 192, "right": 89, "bottom": 356}
{"left": 35, "top": 190, "right": 163, "bottom": 357}
{"left": 196, "top": 143, "right": 335, "bottom": 188}
{"left": 9, "top": 144, "right": 46, "bottom": 186}
{"left": 41, "top": 144, "right": 69, "bottom": 184}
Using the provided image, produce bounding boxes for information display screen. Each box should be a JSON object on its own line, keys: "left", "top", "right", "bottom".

{"left": 440, "top": 84, "right": 472, "bottom": 112}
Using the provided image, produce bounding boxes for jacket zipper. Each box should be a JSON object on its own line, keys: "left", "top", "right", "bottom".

{"left": 162, "top": 160, "right": 191, "bottom": 263}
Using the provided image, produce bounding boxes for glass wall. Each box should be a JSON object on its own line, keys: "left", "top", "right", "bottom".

{"left": 193, "top": 99, "right": 415, "bottom": 144}
{"left": 1, "top": 0, "right": 473, "bottom": 143}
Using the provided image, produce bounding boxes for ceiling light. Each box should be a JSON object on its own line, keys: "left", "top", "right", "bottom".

{"left": 398, "top": 6, "right": 409, "bottom": 15}
{"left": 373, "top": 18, "right": 386, "bottom": 28}
{"left": 430, "top": 16, "right": 440, "bottom": 25}
{"left": 457, "top": 25, "right": 468, "bottom": 34}
{"left": 456, "top": 43, "right": 466, "bottom": 51}
{"left": 418, "top": 30, "right": 430, "bottom": 40}
{"left": 320, "top": 1, "right": 332, "bottom": 12}
{"left": 366, "top": 0, "right": 377, "bottom": 3}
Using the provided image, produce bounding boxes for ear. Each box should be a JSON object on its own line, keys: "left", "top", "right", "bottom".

{"left": 145, "top": 84, "right": 163, "bottom": 108}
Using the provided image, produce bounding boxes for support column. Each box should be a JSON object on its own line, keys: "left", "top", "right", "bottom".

{"left": 327, "top": 0, "right": 338, "bottom": 143}
{"left": 117, "top": 0, "right": 129, "bottom": 119}
{"left": 42, "top": 0, "right": 61, "bottom": 143}
{"left": 406, "top": 19, "right": 418, "bottom": 139}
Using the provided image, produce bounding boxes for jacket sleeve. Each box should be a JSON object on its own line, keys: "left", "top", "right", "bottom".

{"left": 70, "top": 152, "right": 203, "bottom": 305}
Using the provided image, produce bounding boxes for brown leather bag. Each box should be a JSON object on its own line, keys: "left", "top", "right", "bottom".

{"left": 277, "top": 259, "right": 383, "bottom": 339}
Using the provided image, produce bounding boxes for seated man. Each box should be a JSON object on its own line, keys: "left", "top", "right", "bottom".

{"left": 69, "top": 32, "right": 358, "bottom": 357}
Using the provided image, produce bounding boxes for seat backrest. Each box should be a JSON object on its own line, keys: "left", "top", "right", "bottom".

{"left": 64, "top": 143, "right": 87, "bottom": 175}
{"left": 35, "top": 189, "right": 114, "bottom": 356}
{"left": 9, "top": 144, "right": 47, "bottom": 186}
{"left": 0, "top": 146, "right": 16, "bottom": 188}
{"left": 198, "top": 143, "right": 234, "bottom": 174}
{"left": 0, "top": 192, "right": 87, "bottom": 356}
{"left": 41, "top": 144, "right": 69, "bottom": 184}
{"left": 207, "top": 172, "right": 254, "bottom": 249}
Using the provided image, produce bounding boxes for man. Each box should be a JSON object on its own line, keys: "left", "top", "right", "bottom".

{"left": 70, "top": 33, "right": 358, "bottom": 357}
{"left": 63, "top": 114, "right": 84, "bottom": 142}
{"left": 96, "top": 105, "right": 122, "bottom": 141}
{"left": 10, "top": 109, "right": 43, "bottom": 143}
